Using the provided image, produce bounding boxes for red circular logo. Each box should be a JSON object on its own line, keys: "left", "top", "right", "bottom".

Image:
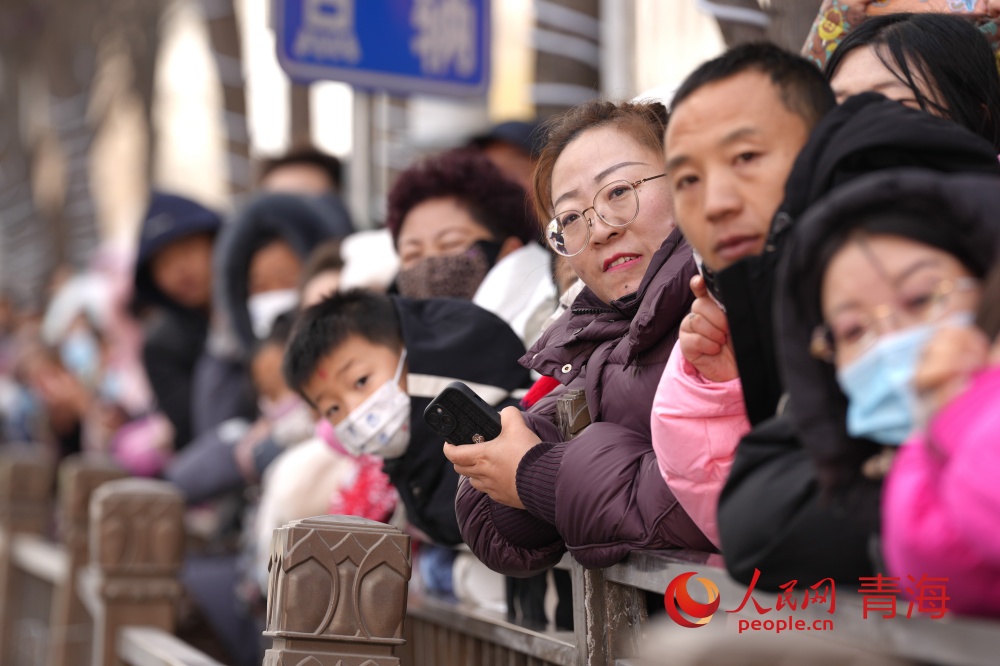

{"left": 664, "top": 571, "right": 721, "bottom": 628}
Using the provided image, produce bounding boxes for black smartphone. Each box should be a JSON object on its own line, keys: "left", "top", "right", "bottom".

{"left": 423, "top": 381, "right": 503, "bottom": 445}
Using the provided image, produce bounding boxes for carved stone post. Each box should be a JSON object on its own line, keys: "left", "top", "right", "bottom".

{"left": 89, "top": 479, "right": 184, "bottom": 666}
{"left": 263, "top": 516, "right": 412, "bottom": 666}
{"left": 48, "top": 455, "right": 125, "bottom": 666}
{"left": 0, "top": 451, "right": 55, "bottom": 664}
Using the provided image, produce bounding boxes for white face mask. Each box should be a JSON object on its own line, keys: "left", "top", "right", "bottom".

{"left": 333, "top": 351, "right": 411, "bottom": 458}
{"left": 247, "top": 289, "right": 299, "bottom": 339}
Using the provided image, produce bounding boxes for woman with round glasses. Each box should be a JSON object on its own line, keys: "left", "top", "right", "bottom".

{"left": 446, "top": 100, "right": 715, "bottom": 577}
{"left": 775, "top": 168, "right": 1000, "bottom": 541}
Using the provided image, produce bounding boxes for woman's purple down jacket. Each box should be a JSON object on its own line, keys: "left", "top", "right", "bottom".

{"left": 455, "top": 227, "right": 716, "bottom": 576}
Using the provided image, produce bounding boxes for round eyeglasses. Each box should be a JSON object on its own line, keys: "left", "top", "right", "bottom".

{"left": 545, "top": 174, "right": 667, "bottom": 257}
{"left": 810, "top": 277, "right": 980, "bottom": 363}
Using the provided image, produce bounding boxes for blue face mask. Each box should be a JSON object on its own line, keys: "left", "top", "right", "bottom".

{"left": 100, "top": 370, "right": 124, "bottom": 404}
{"left": 836, "top": 323, "right": 937, "bottom": 446}
{"left": 60, "top": 330, "right": 101, "bottom": 387}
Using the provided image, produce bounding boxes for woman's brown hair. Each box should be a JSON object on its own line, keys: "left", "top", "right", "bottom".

{"left": 531, "top": 100, "right": 669, "bottom": 226}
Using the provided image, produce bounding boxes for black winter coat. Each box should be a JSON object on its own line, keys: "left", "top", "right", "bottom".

{"left": 718, "top": 94, "right": 1000, "bottom": 590}
{"left": 142, "top": 309, "right": 208, "bottom": 447}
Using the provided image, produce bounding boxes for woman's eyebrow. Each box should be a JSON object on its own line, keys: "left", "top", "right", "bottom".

{"left": 432, "top": 226, "right": 472, "bottom": 242}
{"left": 552, "top": 187, "right": 580, "bottom": 211}
{"left": 828, "top": 300, "right": 864, "bottom": 318}
{"left": 827, "top": 259, "right": 944, "bottom": 318}
{"left": 893, "top": 258, "right": 941, "bottom": 286}
{"left": 553, "top": 161, "right": 650, "bottom": 210}
{"left": 593, "top": 161, "right": 647, "bottom": 184}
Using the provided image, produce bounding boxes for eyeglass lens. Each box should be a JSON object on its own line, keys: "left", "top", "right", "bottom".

{"left": 815, "top": 278, "right": 978, "bottom": 361}
{"left": 547, "top": 180, "right": 639, "bottom": 257}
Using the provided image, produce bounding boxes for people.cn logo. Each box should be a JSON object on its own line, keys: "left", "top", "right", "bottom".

{"left": 664, "top": 571, "right": 721, "bottom": 628}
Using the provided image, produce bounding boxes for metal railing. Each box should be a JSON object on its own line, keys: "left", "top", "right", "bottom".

{"left": 6, "top": 446, "right": 1000, "bottom": 666}
{"left": 391, "top": 547, "right": 1000, "bottom": 666}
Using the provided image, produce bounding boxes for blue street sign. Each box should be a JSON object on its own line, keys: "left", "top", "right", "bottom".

{"left": 274, "top": 0, "right": 490, "bottom": 97}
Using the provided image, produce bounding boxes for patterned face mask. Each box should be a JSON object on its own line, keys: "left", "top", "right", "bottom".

{"left": 333, "top": 351, "right": 411, "bottom": 458}
{"left": 395, "top": 240, "right": 502, "bottom": 300}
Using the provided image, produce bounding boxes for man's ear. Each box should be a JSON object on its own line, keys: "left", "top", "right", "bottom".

{"left": 498, "top": 236, "right": 524, "bottom": 261}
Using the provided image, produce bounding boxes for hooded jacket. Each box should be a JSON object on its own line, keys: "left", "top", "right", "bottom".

{"left": 784, "top": 170, "right": 1000, "bottom": 616}
{"left": 133, "top": 193, "right": 223, "bottom": 447}
{"left": 134, "top": 193, "right": 223, "bottom": 312}
{"left": 456, "top": 228, "right": 715, "bottom": 576}
{"left": 215, "top": 192, "right": 354, "bottom": 355}
{"left": 385, "top": 296, "right": 532, "bottom": 546}
{"left": 717, "top": 92, "right": 1000, "bottom": 427}
{"left": 717, "top": 96, "right": 1000, "bottom": 590}
{"left": 778, "top": 169, "right": 1000, "bottom": 481}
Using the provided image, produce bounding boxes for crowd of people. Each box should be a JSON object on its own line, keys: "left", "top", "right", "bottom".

{"left": 4, "top": 1, "right": 1000, "bottom": 662}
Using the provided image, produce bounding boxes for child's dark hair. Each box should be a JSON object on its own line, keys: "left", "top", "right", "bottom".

{"left": 977, "top": 263, "right": 1000, "bottom": 342}
{"left": 282, "top": 290, "right": 404, "bottom": 399}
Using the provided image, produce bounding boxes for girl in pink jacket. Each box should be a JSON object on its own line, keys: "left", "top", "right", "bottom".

{"left": 883, "top": 266, "right": 1000, "bottom": 616}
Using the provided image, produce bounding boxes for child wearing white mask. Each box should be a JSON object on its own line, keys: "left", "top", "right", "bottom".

{"left": 282, "top": 289, "right": 531, "bottom": 547}
{"left": 215, "top": 192, "right": 352, "bottom": 355}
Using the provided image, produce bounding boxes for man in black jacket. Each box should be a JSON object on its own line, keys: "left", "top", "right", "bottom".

{"left": 665, "top": 43, "right": 835, "bottom": 424}
{"left": 664, "top": 44, "right": 1000, "bottom": 589}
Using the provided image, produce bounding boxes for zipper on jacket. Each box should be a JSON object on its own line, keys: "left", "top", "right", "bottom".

{"left": 765, "top": 212, "right": 793, "bottom": 253}
{"left": 571, "top": 306, "right": 616, "bottom": 316}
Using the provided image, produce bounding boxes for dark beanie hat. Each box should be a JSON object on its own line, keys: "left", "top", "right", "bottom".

{"left": 133, "top": 192, "right": 223, "bottom": 309}
{"left": 812, "top": 205, "right": 991, "bottom": 289}
{"left": 799, "top": 172, "right": 1000, "bottom": 301}
{"left": 384, "top": 148, "right": 539, "bottom": 248}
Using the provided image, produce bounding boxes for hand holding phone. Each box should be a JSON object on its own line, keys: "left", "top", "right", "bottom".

{"left": 442, "top": 404, "right": 541, "bottom": 510}
{"left": 423, "top": 382, "right": 502, "bottom": 445}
